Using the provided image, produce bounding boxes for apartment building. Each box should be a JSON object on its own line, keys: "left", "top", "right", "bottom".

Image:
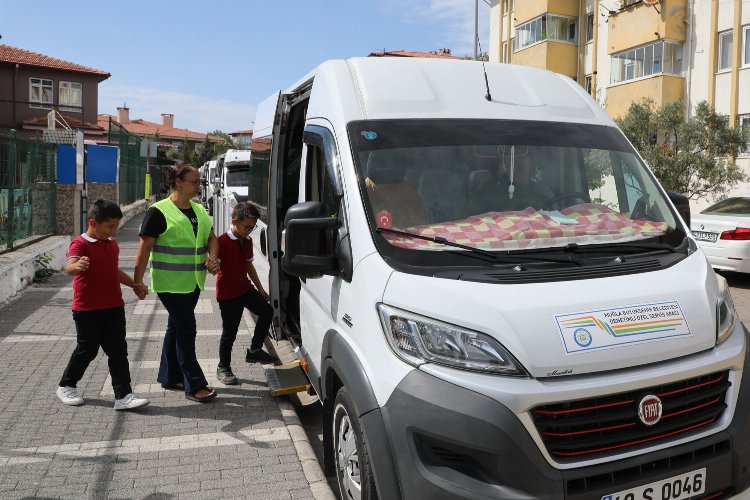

{"left": 488, "top": 0, "right": 750, "bottom": 208}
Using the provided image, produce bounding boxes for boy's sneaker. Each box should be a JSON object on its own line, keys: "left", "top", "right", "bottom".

{"left": 114, "top": 393, "right": 149, "bottom": 411}
{"left": 245, "top": 348, "right": 274, "bottom": 364}
{"left": 216, "top": 366, "right": 239, "bottom": 385}
{"left": 56, "top": 386, "right": 84, "bottom": 406}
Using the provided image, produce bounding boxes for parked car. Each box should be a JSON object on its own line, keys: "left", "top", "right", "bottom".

{"left": 249, "top": 57, "right": 749, "bottom": 500}
{"left": 691, "top": 193, "right": 750, "bottom": 273}
{"left": 199, "top": 159, "right": 218, "bottom": 213}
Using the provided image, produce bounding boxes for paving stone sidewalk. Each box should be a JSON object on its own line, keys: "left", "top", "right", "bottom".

{"left": 0, "top": 213, "right": 324, "bottom": 500}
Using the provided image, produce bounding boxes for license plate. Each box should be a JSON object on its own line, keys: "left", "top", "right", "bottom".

{"left": 692, "top": 231, "right": 718, "bottom": 243}
{"left": 601, "top": 468, "right": 706, "bottom": 500}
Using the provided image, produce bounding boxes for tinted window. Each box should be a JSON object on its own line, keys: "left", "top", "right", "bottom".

{"left": 702, "top": 197, "right": 750, "bottom": 216}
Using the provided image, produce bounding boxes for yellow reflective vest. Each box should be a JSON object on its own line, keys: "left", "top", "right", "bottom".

{"left": 149, "top": 198, "right": 212, "bottom": 293}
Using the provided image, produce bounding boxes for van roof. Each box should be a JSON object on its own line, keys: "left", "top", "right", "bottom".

{"left": 297, "top": 57, "right": 614, "bottom": 128}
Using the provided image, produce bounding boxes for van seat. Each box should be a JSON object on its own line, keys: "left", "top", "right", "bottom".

{"left": 418, "top": 169, "right": 468, "bottom": 223}
{"left": 366, "top": 151, "right": 428, "bottom": 228}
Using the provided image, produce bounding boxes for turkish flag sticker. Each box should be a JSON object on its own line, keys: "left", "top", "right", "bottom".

{"left": 377, "top": 210, "right": 393, "bottom": 229}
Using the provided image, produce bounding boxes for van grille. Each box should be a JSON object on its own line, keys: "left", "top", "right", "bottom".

{"left": 532, "top": 371, "right": 730, "bottom": 461}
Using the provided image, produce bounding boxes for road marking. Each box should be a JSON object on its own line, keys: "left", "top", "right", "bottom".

{"left": 0, "top": 426, "right": 290, "bottom": 467}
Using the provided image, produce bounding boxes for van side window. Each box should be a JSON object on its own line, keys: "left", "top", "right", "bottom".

{"left": 249, "top": 136, "right": 272, "bottom": 223}
{"left": 305, "top": 144, "right": 339, "bottom": 217}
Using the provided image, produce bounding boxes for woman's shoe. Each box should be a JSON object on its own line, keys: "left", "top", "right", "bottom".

{"left": 185, "top": 387, "right": 217, "bottom": 403}
{"left": 160, "top": 382, "right": 184, "bottom": 391}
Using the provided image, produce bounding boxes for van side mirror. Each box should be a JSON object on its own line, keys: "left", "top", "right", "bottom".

{"left": 667, "top": 192, "right": 690, "bottom": 228}
{"left": 282, "top": 201, "right": 339, "bottom": 279}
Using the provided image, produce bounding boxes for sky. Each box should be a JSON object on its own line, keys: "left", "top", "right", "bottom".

{"left": 0, "top": 0, "right": 491, "bottom": 135}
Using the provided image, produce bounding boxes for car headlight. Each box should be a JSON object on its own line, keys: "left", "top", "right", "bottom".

{"left": 716, "top": 274, "right": 737, "bottom": 345}
{"left": 377, "top": 304, "right": 527, "bottom": 376}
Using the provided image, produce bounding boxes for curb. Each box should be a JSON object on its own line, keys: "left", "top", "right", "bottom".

{"left": 242, "top": 313, "right": 337, "bottom": 500}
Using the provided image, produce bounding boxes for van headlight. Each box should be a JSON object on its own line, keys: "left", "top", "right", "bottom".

{"left": 377, "top": 304, "right": 527, "bottom": 376}
{"left": 716, "top": 274, "right": 737, "bottom": 345}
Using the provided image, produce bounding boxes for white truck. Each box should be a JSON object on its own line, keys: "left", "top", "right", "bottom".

{"left": 248, "top": 57, "right": 750, "bottom": 500}
{"left": 211, "top": 149, "right": 251, "bottom": 234}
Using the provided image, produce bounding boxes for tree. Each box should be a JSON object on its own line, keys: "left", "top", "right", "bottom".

{"left": 190, "top": 135, "right": 215, "bottom": 167}
{"left": 210, "top": 130, "right": 237, "bottom": 157}
{"left": 616, "top": 99, "right": 749, "bottom": 201}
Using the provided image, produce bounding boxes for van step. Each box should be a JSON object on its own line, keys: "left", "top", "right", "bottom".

{"left": 264, "top": 362, "right": 310, "bottom": 396}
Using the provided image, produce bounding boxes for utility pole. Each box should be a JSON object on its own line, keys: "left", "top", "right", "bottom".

{"left": 474, "top": 0, "right": 479, "bottom": 59}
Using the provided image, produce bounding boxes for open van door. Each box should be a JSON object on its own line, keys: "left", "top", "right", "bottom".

{"left": 254, "top": 90, "right": 288, "bottom": 341}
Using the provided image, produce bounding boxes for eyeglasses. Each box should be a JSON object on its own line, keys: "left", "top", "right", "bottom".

{"left": 238, "top": 222, "right": 257, "bottom": 232}
{"left": 182, "top": 179, "right": 201, "bottom": 185}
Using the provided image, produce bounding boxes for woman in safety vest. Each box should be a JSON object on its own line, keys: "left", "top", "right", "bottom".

{"left": 133, "top": 164, "right": 221, "bottom": 403}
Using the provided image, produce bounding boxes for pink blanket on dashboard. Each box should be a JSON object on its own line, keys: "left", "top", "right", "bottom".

{"left": 381, "top": 204, "right": 669, "bottom": 251}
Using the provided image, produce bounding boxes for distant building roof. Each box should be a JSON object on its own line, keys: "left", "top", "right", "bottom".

{"left": 229, "top": 129, "right": 254, "bottom": 136}
{"left": 0, "top": 44, "right": 110, "bottom": 78}
{"left": 368, "top": 49, "right": 458, "bottom": 59}
{"left": 98, "top": 114, "right": 223, "bottom": 143}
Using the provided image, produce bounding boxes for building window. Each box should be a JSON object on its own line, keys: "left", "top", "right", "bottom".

{"left": 740, "top": 114, "right": 750, "bottom": 154}
{"left": 743, "top": 26, "right": 749, "bottom": 66}
{"left": 29, "top": 78, "right": 53, "bottom": 109}
{"left": 584, "top": 75, "right": 593, "bottom": 95}
{"left": 502, "top": 0, "right": 508, "bottom": 13}
{"left": 586, "top": 13, "right": 594, "bottom": 43}
{"left": 59, "top": 81, "right": 82, "bottom": 112}
{"left": 718, "top": 30, "right": 733, "bottom": 71}
{"left": 502, "top": 41, "right": 508, "bottom": 63}
{"left": 610, "top": 40, "right": 683, "bottom": 84}
{"left": 514, "top": 14, "right": 578, "bottom": 52}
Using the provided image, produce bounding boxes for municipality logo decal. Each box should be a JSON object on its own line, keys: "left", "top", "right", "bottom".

{"left": 555, "top": 301, "right": 691, "bottom": 354}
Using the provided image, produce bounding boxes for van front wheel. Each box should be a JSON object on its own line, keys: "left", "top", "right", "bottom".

{"left": 333, "top": 387, "right": 378, "bottom": 500}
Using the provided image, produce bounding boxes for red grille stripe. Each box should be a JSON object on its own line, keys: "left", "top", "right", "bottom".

{"left": 543, "top": 421, "right": 636, "bottom": 437}
{"left": 661, "top": 396, "right": 722, "bottom": 419}
{"left": 699, "top": 493, "right": 725, "bottom": 500}
{"left": 657, "top": 374, "right": 725, "bottom": 398}
{"left": 553, "top": 418, "right": 716, "bottom": 457}
{"left": 534, "top": 399, "right": 634, "bottom": 416}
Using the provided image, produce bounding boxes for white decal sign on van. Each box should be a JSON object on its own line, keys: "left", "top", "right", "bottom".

{"left": 555, "top": 301, "right": 691, "bottom": 354}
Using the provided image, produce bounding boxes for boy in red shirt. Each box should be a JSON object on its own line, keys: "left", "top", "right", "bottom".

{"left": 56, "top": 199, "right": 150, "bottom": 410}
{"left": 215, "top": 203, "right": 274, "bottom": 385}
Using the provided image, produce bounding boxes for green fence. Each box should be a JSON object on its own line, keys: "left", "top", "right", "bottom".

{"left": 0, "top": 130, "right": 57, "bottom": 252}
{"left": 108, "top": 118, "right": 148, "bottom": 205}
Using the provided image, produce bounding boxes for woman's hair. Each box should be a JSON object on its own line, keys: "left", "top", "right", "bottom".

{"left": 167, "top": 163, "right": 198, "bottom": 189}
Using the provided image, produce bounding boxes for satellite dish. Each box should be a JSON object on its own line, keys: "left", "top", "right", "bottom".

{"left": 643, "top": 0, "right": 659, "bottom": 5}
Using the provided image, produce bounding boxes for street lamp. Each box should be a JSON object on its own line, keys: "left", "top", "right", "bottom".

{"left": 475, "top": 0, "right": 494, "bottom": 60}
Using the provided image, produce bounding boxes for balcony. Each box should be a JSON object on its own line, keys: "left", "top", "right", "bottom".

{"left": 606, "top": 74, "right": 684, "bottom": 118}
{"left": 513, "top": 40, "right": 578, "bottom": 78}
{"left": 607, "top": 0, "right": 688, "bottom": 54}
{"left": 515, "top": 0, "right": 579, "bottom": 25}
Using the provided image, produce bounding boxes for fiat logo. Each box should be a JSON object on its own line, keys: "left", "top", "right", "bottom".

{"left": 638, "top": 395, "right": 663, "bottom": 426}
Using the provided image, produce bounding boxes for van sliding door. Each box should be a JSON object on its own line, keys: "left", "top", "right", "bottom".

{"left": 259, "top": 91, "right": 287, "bottom": 340}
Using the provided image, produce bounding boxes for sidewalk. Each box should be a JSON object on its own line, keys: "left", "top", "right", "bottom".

{"left": 0, "top": 213, "right": 333, "bottom": 499}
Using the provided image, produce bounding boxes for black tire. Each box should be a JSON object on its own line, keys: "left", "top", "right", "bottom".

{"left": 332, "top": 386, "right": 378, "bottom": 500}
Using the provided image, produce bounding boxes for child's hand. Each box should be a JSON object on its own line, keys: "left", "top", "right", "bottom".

{"left": 133, "top": 283, "right": 148, "bottom": 300}
{"left": 74, "top": 256, "right": 90, "bottom": 273}
{"left": 205, "top": 255, "right": 220, "bottom": 275}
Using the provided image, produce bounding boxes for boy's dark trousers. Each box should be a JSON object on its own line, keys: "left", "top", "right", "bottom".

{"left": 59, "top": 306, "right": 133, "bottom": 399}
{"left": 218, "top": 288, "right": 273, "bottom": 368}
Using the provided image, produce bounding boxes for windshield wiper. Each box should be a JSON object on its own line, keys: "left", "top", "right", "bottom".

{"left": 376, "top": 227, "right": 581, "bottom": 265}
{"left": 560, "top": 242, "right": 676, "bottom": 254}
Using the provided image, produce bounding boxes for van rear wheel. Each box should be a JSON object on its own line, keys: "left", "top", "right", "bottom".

{"left": 333, "top": 386, "right": 378, "bottom": 500}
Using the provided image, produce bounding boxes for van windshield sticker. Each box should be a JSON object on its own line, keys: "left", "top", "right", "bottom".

{"left": 361, "top": 131, "right": 378, "bottom": 140}
{"left": 555, "top": 301, "right": 691, "bottom": 354}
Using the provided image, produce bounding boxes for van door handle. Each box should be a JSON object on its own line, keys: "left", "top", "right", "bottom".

{"left": 260, "top": 228, "right": 267, "bottom": 256}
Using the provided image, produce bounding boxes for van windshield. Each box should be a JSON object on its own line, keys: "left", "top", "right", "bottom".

{"left": 226, "top": 167, "right": 249, "bottom": 187}
{"left": 348, "top": 119, "right": 683, "bottom": 258}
